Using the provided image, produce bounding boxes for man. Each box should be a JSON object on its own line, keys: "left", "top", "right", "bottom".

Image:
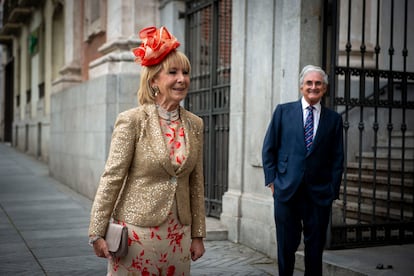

{"left": 262, "top": 65, "right": 344, "bottom": 276}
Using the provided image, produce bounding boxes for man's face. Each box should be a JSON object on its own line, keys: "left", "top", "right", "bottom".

{"left": 300, "top": 71, "right": 327, "bottom": 105}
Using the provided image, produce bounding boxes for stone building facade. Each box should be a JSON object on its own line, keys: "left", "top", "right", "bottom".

{"left": 0, "top": 0, "right": 323, "bottom": 259}
{"left": 1, "top": 0, "right": 412, "bottom": 260}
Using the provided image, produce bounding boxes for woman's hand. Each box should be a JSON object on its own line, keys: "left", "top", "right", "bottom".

{"left": 190, "top": 237, "right": 205, "bottom": 261}
{"left": 92, "top": 238, "right": 112, "bottom": 260}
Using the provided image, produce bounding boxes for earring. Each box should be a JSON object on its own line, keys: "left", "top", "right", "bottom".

{"left": 152, "top": 86, "right": 159, "bottom": 97}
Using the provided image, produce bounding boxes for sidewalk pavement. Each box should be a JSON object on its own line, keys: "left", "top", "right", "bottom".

{"left": 0, "top": 143, "right": 281, "bottom": 276}
{"left": 0, "top": 142, "right": 413, "bottom": 275}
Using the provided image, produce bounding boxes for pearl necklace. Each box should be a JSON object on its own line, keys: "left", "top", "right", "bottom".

{"left": 156, "top": 105, "right": 179, "bottom": 124}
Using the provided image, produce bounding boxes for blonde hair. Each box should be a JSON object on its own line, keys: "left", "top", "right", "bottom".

{"left": 138, "top": 50, "right": 191, "bottom": 105}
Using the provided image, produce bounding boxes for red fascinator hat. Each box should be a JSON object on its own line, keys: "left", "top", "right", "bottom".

{"left": 132, "top": 26, "right": 180, "bottom": 66}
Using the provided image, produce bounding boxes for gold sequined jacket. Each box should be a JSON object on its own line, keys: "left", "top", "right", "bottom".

{"left": 88, "top": 104, "right": 206, "bottom": 239}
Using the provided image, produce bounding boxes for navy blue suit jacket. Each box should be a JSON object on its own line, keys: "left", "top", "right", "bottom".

{"left": 262, "top": 100, "right": 344, "bottom": 206}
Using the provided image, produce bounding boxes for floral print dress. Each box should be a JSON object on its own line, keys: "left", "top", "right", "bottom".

{"left": 107, "top": 117, "right": 190, "bottom": 276}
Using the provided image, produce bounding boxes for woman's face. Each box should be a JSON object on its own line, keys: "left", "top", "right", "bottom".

{"left": 152, "top": 64, "right": 190, "bottom": 110}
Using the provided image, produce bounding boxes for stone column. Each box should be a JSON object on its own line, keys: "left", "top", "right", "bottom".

{"left": 220, "top": 0, "right": 247, "bottom": 244}
{"left": 52, "top": 0, "right": 82, "bottom": 93}
{"left": 88, "top": 0, "right": 146, "bottom": 79}
{"left": 222, "top": 0, "right": 324, "bottom": 259}
{"left": 159, "top": 0, "right": 186, "bottom": 50}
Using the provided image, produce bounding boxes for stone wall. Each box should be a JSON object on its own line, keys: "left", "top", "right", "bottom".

{"left": 49, "top": 74, "right": 138, "bottom": 199}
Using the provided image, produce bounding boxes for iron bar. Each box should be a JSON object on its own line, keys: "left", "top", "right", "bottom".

{"left": 372, "top": 0, "right": 381, "bottom": 239}
{"left": 329, "top": 0, "right": 413, "bottom": 248}
{"left": 399, "top": 0, "right": 408, "bottom": 240}
{"left": 356, "top": 0, "right": 367, "bottom": 228}
{"left": 385, "top": 2, "right": 395, "bottom": 243}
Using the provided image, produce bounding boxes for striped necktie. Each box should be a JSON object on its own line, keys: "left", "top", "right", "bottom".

{"left": 304, "top": 106, "right": 314, "bottom": 150}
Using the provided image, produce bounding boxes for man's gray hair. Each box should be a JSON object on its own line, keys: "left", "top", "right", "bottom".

{"left": 299, "top": 65, "right": 329, "bottom": 86}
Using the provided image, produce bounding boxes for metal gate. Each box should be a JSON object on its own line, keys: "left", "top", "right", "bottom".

{"left": 325, "top": 0, "right": 414, "bottom": 249}
{"left": 184, "top": 0, "right": 231, "bottom": 218}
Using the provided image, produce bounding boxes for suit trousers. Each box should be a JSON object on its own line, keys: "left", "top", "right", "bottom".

{"left": 274, "top": 183, "right": 331, "bottom": 276}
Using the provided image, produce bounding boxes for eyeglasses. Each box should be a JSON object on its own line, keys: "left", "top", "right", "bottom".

{"left": 304, "top": 80, "right": 324, "bottom": 87}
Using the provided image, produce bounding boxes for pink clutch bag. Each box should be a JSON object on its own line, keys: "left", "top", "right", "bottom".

{"left": 106, "top": 222, "right": 128, "bottom": 258}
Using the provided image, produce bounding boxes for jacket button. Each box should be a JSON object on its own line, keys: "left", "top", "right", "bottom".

{"left": 170, "top": 176, "right": 177, "bottom": 184}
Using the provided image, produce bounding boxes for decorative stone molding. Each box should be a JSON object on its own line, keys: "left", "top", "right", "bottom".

{"left": 88, "top": 38, "right": 140, "bottom": 79}
{"left": 98, "top": 38, "right": 140, "bottom": 55}
{"left": 51, "top": 63, "right": 82, "bottom": 94}
{"left": 59, "top": 63, "right": 82, "bottom": 80}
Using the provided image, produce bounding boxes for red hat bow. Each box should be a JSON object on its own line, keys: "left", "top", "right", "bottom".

{"left": 132, "top": 26, "right": 180, "bottom": 66}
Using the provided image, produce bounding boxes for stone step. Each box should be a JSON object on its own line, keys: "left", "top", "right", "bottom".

{"left": 340, "top": 186, "right": 413, "bottom": 211}
{"left": 356, "top": 152, "right": 414, "bottom": 166}
{"left": 344, "top": 173, "right": 414, "bottom": 194}
{"left": 295, "top": 251, "right": 367, "bottom": 276}
{"left": 205, "top": 217, "right": 228, "bottom": 241}
{"left": 354, "top": 130, "right": 414, "bottom": 165}
{"left": 377, "top": 131, "right": 414, "bottom": 147}
{"left": 346, "top": 161, "right": 413, "bottom": 178}
{"left": 373, "top": 146, "right": 414, "bottom": 157}
{"left": 335, "top": 200, "right": 412, "bottom": 222}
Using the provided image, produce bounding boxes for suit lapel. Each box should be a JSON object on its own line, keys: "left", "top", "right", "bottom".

{"left": 294, "top": 101, "right": 307, "bottom": 152}
{"left": 145, "top": 104, "right": 176, "bottom": 176}
{"left": 145, "top": 104, "right": 197, "bottom": 177}
{"left": 175, "top": 107, "right": 193, "bottom": 176}
{"left": 308, "top": 105, "right": 326, "bottom": 154}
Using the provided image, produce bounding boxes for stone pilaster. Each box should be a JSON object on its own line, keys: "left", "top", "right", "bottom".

{"left": 88, "top": 0, "right": 145, "bottom": 79}
{"left": 222, "top": 0, "right": 324, "bottom": 259}
{"left": 159, "top": 0, "right": 186, "bottom": 50}
{"left": 52, "top": 0, "right": 82, "bottom": 93}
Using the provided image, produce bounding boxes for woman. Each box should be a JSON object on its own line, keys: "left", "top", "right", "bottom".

{"left": 88, "top": 26, "right": 206, "bottom": 275}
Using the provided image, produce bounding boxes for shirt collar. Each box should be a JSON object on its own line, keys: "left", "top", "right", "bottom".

{"left": 301, "top": 97, "right": 321, "bottom": 113}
